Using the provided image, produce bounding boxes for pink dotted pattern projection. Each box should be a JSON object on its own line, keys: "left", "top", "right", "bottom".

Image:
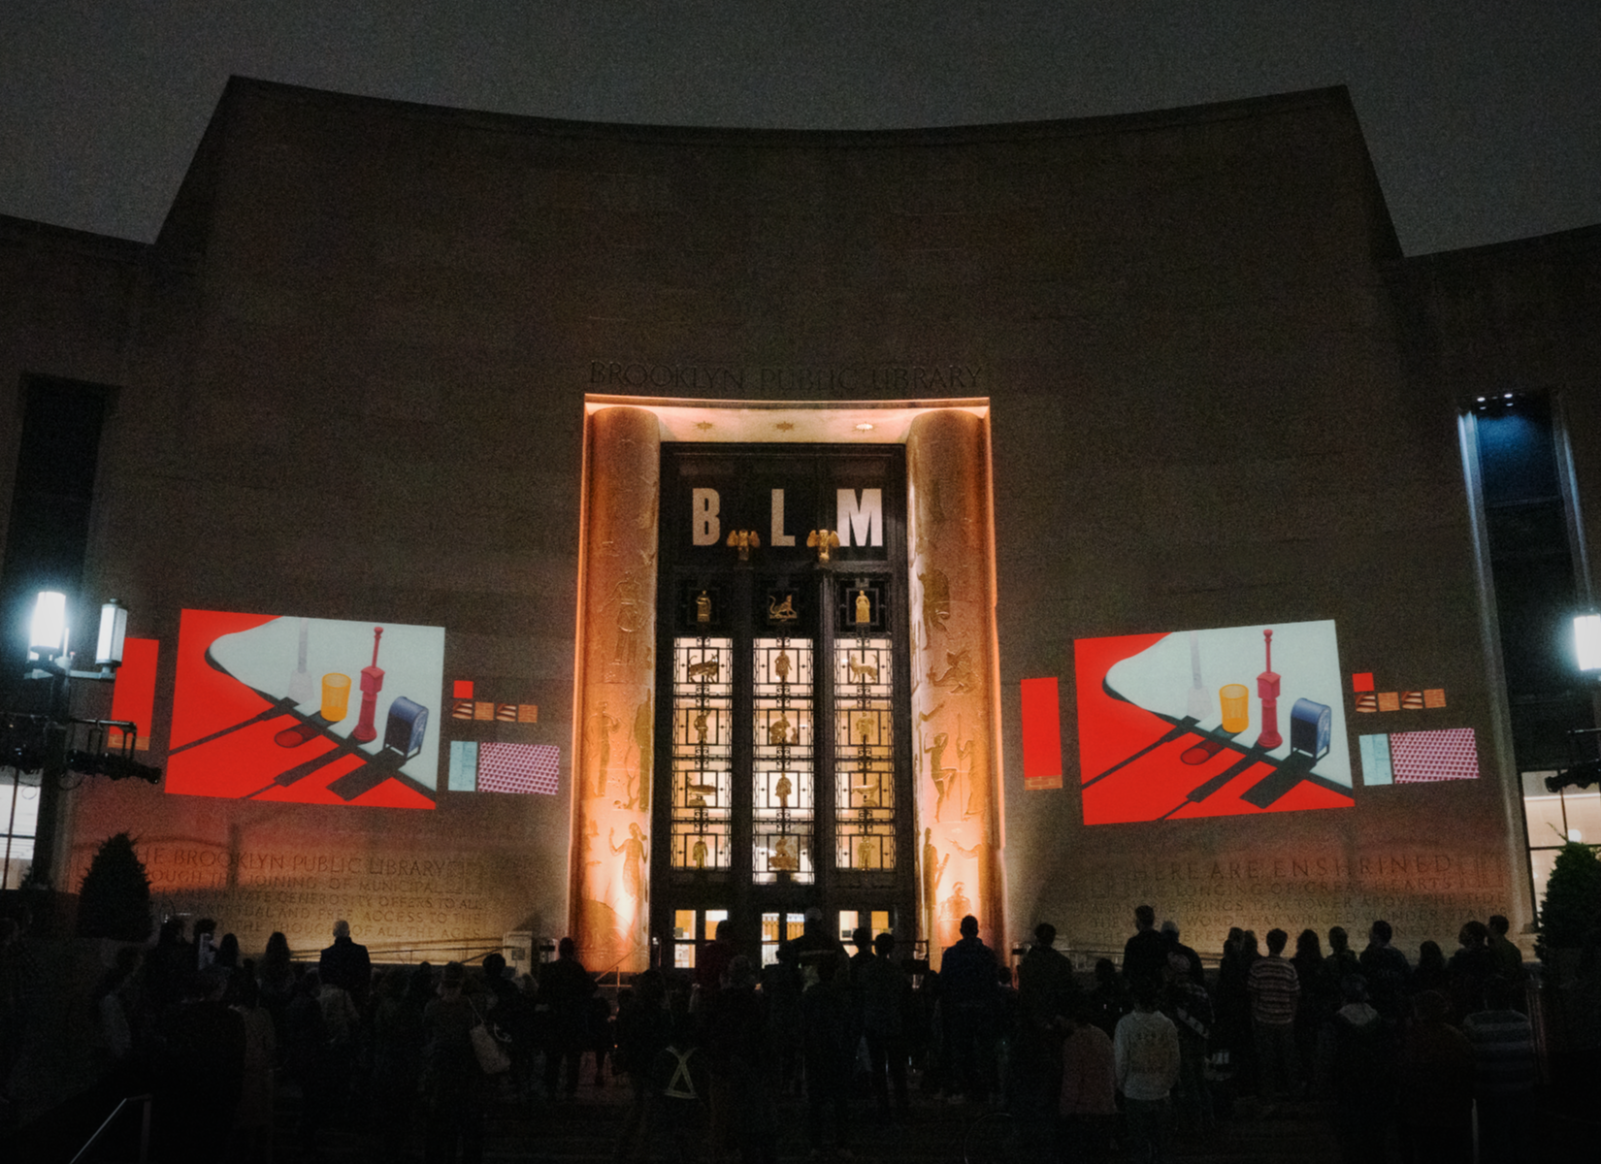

{"left": 476, "top": 743, "right": 560, "bottom": 795}
{"left": 1389, "top": 728, "right": 1479, "bottom": 783}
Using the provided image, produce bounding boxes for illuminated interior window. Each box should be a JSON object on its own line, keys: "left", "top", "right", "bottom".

{"left": 838, "top": 908, "right": 894, "bottom": 943}
{"left": 761, "top": 910, "right": 806, "bottom": 965}
{"left": 0, "top": 773, "right": 40, "bottom": 892}
{"left": 752, "top": 637, "right": 815, "bottom": 884}
{"left": 672, "top": 908, "right": 697, "bottom": 968}
{"left": 670, "top": 638, "right": 733, "bottom": 870}
{"left": 1524, "top": 768, "right": 1601, "bottom": 904}
{"left": 835, "top": 634, "right": 896, "bottom": 871}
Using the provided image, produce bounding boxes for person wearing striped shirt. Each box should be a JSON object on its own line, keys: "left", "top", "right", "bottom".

{"left": 1462, "top": 976, "right": 1535, "bottom": 1164}
{"left": 1247, "top": 927, "right": 1300, "bottom": 1103}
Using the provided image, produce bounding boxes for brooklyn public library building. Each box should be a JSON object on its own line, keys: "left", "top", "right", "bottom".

{"left": 2, "top": 79, "right": 1598, "bottom": 973}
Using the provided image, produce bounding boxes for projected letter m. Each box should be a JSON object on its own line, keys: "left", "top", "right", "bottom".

{"left": 837, "top": 488, "right": 883, "bottom": 547}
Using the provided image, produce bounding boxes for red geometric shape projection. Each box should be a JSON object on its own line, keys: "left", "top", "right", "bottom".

{"left": 476, "top": 743, "right": 560, "bottom": 795}
{"left": 109, "top": 637, "right": 159, "bottom": 749}
{"left": 1020, "top": 677, "right": 1063, "bottom": 790}
{"left": 1351, "top": 672, "right": 1375, "bottom": 692}
{"left": 1074, "top": 621, "right": 1354, "bottom": 824}
{"left": 167, "top": 610, "right": 443, "bottom": 809}
{"left": 453, "top": 679, "right": 474, "bottom": 699}
{"left": 1389, "top": 728, "right": 1479, "bottom": 783}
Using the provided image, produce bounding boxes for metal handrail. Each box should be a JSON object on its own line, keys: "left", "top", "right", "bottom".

{"left": 70, "top": 1092, "right": 152, "bottom": 1164}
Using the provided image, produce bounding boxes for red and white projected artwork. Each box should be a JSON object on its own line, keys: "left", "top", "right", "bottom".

{"left": 1074, "top": 620, "right": 1354, "bottom": 824}
{"left": 167, "top": 610, "right": 445, "bottom": 808}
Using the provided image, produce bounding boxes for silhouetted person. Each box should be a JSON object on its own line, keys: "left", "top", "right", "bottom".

{"left": 802, "top": 951, "right": 855, "bottom": 1155}
{"left": 1411, "top": 940, "right": 1450, "bottom": 997}
{"left": 1486, "top": 915, "right": 1525, "bottom": 994}
{"left": 1085, "top": 957, "right": 1130, "bottom": 1041}
{"left": 857, "top": 931, "right": 912, "bottom": 1119}
{"left": 1398, "top": 990, "right": 1473, "bottom": 1164}
{"left": 1159, "top": 920, "right": 1204, "bottom": 986}
{"left": 1461, "top": 976, "right": 1536, "bottom": 1164}
{"left": 1121, "top": 904, "right": 1167, "bottom": 991}
{"left": 1325, "top": 974, "right": 1397, "bottom": 1164}
{"left": 153, "top": 966, "right": 246, "bottom": 1158}
{"left": 1057, "top": 1002, "right": 1117, "bottom": 1164}
{"left": 319, "top": 919, "right": 372, "bottom": 1010}
{"left": 1359, "top": 920, "right": 1410, "bottom": 1022}
{"left": 1114, "top": 978, "right": 1180, "bottom": 1164}
{"left": 1447, "top": 920, "right": 1496, "bottom": 1019}
{"left": 422, "top": 961, "right": 486, "bottom": 1164}
{"left": 941, "top": 914, "right": 1000, "bottom": 1103}
{"left": 539, "top": 936, "right": 595, "bottom": 1098}
{"left": 1248, "top": 927, "right": 1299, "bottom": 1102}
{"left": 704, "top": 955, "right": 777, "bottom": 1163}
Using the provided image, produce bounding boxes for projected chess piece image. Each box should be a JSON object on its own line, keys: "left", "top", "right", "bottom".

{"left": 1186, "top": 629, "right": 1211, "bottom": 721}
{"left": 287, "top": 617, "right": 316, "bottom": 706}
{"left": 1219, "top": 684, "right": 1249, "bottom": 735}
{"left": 351, "top": 626, "right": 385, "bottom": 744}
{"left": 1255, "top": 628, "right": 1283, "bottom": 750}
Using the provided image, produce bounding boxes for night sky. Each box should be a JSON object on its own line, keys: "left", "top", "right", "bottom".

{"left": 2, "top": 1, "right": 1597, "bottom": 255}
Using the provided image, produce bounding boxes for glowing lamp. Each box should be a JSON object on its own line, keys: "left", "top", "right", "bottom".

{"left": 29, "top": 591, "right": 68, "bottom": 659}
{"left": 1575, "top": 612, "right": 1601, "bottom": 673}
{"left": 95, "top": 599, "right": 128, "bottom": 667}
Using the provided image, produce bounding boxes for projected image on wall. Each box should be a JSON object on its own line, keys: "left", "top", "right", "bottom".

{"left": 167, "top": 610, "right": 445, "bottom": 808}
{"left": 1075, "top": 620, "right": 1354, "bottom": 824}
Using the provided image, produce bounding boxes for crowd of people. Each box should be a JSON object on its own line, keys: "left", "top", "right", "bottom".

{"left": 0, "top": 902, "right": 1541, "bottom": 1164}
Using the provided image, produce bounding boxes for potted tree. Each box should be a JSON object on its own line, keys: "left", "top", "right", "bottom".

{"left": 1536, "top": 839, "right": 1601, "bottom": 1096}
{"left": 75, "top": 832, "right": 152, "bottom": 944}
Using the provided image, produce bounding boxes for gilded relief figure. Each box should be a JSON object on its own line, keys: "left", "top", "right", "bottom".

{"left": 771, "top": 836, "right": 799, "bottom": 872}
{"left": 587, "top": 703, "right": 619, "bottom": 799}
{"left": 768, "top": 713, "right": 792, "bottom": 746}
{"left": 768, "top": 594, "right": 798, "bottom": 623}
{"left": 848, "top": 655, "right": 878, "bottom": 683}
{"left": 583, "top": 819, "right": 601, "bottom": 876}
{"left": 615, "top": 692, "right": 653, "bottom": 811}
{"left": 806, "top": 529, "right": 839, "bottom": 562}
{"left": 849, "top": 773, "right": 883, "bottom": 808}
{"left": 925, "top": 731, "right": 957, "bottom": 819}
{"left": 854, "top": 591, "right": 872, "bottom": 625}
{"left": 959, "top": 732, "right": 985, "bottom": 820}
{"left": 695, "top": 591, "right": 712, "bottom": 624}
{"left": 928, "top": 649, "right": 976, "bottom": 695}
{"left": 687, "top": 658, "right": 720, "bottom": 682}
{"left": 684, "top": 776, "right": 717, "bottom": 808}
{"left": 610, "top": 823, "right": 646, "bottom": 904}
{"left": 938, "top": 881, "right": 971, "bottom": 951}
{"left": 691, "top": 837, "right": 708, "bottom": 869}
{"left": 773, "top": 650, "right": 792, "bottom": 683}
{"left": 609, "top": 554, "right": 653, "bottom": 666}
{"left": 921, "top": 828, "right": 949, "bottom": 945}
{"left": 693, "top": 710, "right": 710, "bottom": 743}
{"left": 775, "top": 773, "right": 793, "bottom": 810}
{"left": 918, "top": 568, "right": 951, "bottom": 640}
{"left": 856, "top": 714, "right": 876, "bottom": 746}
{"left": 856, "top": 836, "right": 880, "bottom": 869}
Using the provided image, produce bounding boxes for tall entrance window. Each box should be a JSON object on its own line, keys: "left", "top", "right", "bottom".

{"left": 652, "top": 445, "right": 915, "bottom": 967}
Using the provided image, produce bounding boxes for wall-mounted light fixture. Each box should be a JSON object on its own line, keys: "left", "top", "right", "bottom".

{"left": 25, "top": 591, "right": 128, "bottom": 680}
{"left": 1574, "top": 610, "right": 1601, "bottom": 676}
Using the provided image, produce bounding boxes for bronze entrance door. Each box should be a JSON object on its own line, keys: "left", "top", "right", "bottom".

{"left": 651, "top": 444, "right": 916, "bottom": 970}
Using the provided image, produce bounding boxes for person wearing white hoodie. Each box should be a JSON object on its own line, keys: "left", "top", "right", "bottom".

{"left": 1113, "top": 978, "right": 1181, "bottom": 1164}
